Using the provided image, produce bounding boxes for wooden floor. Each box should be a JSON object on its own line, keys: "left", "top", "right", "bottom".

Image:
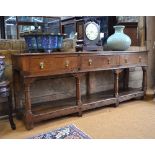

{"left": 0, "top": 99, "right": 155, "bottom": 139}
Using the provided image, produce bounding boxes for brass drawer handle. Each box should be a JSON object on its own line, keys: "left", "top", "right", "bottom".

{"left": 139, "top": 56, "right": 142, "bottom": 62}
{"left": 88, "top": 59, "right": 92, "bottom": 66}
{"left": 108, "top": 58, "right": 110, "bottom": 64}
{"left": 124, "top": 58, "right": 128, "bottom": 63}
{"left": 65, "top": 60, "right": 69, "bottom": 68}
{"left": 40, "top": 62, "right": 44, "bottom": 69}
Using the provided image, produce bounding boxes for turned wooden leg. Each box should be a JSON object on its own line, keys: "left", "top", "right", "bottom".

{"left": 142, "top": 66, "right": 147, "bottom": 99}
{"left": 86, "top": 72, "right": 91, "bottom": 96}
{"left": 24, "top": 79, "right": 34, "bottom": 130}
{"left": 114, "top": 69, "right": 122, "bottom": 107}
{"left": 13, "top": 70, "right": 22, "bottom": 119}
{"left": 76, "top": 75, "right": 82, "bottom": 116}
{"left": 8, "top": 88, "right": 16, "bottom": 130}
{"left": 73, "top": 74, "right": 83, "bottom": 117}
{"left": 24, "top": 110, "right": 33, "bottom": 130}
{"left": 123, "top": 68, "right": 129, "bottom": 91}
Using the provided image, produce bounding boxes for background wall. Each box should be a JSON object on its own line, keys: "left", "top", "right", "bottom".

{"left": 146, "top": 17, "right": 155, "bottom": 93}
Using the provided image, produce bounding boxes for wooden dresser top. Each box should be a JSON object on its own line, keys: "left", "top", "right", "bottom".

{"left": 12, "top": 51, "right": 148, "bottom": 57}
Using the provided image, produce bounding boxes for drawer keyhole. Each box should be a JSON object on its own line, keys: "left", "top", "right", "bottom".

{"left": 40, "top": 62, "right": 44, "bottom": 69}
{"left": 88, "top": 59, "right": 92, "bottom": 66}
{"left": 65, "top": 60, "right": 69, "bottom": 68}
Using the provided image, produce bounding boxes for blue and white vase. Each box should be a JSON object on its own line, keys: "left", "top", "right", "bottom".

{"left": 0, "top": 56, "right": 5, "bottom": 81}
{"left": 107, "top": 25, "right": 131, "bottom": 51}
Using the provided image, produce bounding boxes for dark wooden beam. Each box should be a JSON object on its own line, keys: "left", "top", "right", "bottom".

{"left": 0, "top": 16, "right": 5, "bottom": 39}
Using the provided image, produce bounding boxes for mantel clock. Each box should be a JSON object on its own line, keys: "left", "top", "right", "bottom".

{"left": 76, "top": 18, "right": 102, "bottom": 51}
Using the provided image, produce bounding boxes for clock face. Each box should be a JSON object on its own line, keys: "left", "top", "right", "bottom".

{"left": 85, "top": 22, "right": 99, "bottom": 41}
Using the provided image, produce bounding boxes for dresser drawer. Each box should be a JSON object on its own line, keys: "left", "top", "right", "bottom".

{"left": 80, "top": 55, "right": 118, "bottom": 71}
{"left": 120, "top": 53, "right": 147, "bottom": 66}
{"left": 29, "top": 56, "right": 78, "bottom": 75}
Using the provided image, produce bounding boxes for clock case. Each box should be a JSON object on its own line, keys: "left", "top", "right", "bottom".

{"left": 84, "top": 21, "right": 101, "bottom": 51}
{"left": 76, "top": 17, "right": 102, "bottom": 51}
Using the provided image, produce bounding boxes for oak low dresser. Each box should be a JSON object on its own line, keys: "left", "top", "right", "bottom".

{"left": 12, "top": 51, "right": 148, "bottom": 130}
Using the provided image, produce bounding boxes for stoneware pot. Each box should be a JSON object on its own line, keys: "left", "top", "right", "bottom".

{"left": 107, "top": 25, "right": 131, "bottom": 51}
{"left": 0, "top": 56, "right": 5, "bottom": 81}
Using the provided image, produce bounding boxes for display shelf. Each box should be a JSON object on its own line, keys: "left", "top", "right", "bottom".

{"left": 30, "top": 88, "right": 144, "bottom": 123}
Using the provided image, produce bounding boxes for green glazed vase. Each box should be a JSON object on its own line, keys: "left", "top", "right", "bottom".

{"left": 107, "top": 25, "right": 131, "bottom": 51}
